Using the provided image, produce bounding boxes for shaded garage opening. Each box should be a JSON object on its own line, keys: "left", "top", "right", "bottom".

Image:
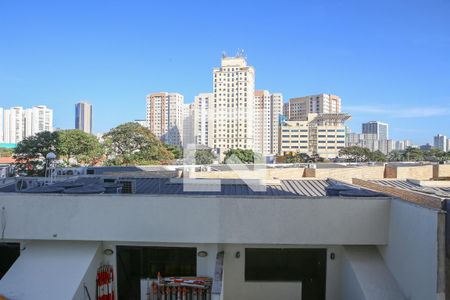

{"left": 117, "top": 246, "right": 197, "bottom": 300}
{"left": 0, "top": 243, "right": 20, "bottom": 280}
{"left": 245, "top": 248, "right": 327, "bottom": 300}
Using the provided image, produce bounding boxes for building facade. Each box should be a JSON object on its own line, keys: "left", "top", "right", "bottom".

{"left": 146, "top": 92, "right": 184, "bottom": 146}
{"left": 283, "top": 94, "right": 341, "bottom": 121}
{"left": 75, "top": 101, "right": 92, "bottom": 134}
{"left": 280, "top": 113, "right": 350, "bottom": 159}
{"left": 0, "top": 106, "right": 53, "bottom": 144}
{"left": 362, "top": 121, "right": 389, "bottom": 140}
{"left": 183, "top": 103, "right": 195, "bottom": 147}
{"left": 254, "top": 90, "right": 283, "bottom": 155}
{"left": 433, "top": 134, "right": 447, "bottom": 152}
{"left": 210, "top": 54, "right": 256, "bottom": 154}
{"left": 193, "top": 93, "right": 212, "bottom": 146}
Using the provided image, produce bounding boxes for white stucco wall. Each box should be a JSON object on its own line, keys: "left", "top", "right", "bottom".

{"left": 378, "top": 199, "right": 442, "bottom": 300}
{"left": 0, "top": 193, "right": 390, "bottom": 245}
{"left": 0, "top": 241, "right": 100, "bottom": 300}
{"left": 73, "top": 243, "right": 104, "bottom": 300}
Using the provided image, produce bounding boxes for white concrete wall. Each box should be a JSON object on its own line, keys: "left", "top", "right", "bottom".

{"left": 73, "top": 243, "right": 104, "bottom": 300}
{"left": 0, "top": 194, "right": 390, "bottom": 245}
{"left": 378, "top": 199, "right": 442, "bottom": 300}
{"left": 0, "top": 241, "right": 100, "bottom": 300}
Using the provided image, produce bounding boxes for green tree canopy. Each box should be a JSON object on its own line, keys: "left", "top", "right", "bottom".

{"left": 13, "top": 131, "right": 59, "bottom": 176}
{"left": 195, "top": 149, "right": 216, "bottom": 165}
{"left": 103, "top": 122, "right": 174, "bottom": 165}
{"left": 284, "top": 152, "right": 311, "bottom": 163}
{"left": 0, "top": 147, "right": 14, "bottom": 157}
{"left": 338, "top": 146, "right": 371, "bottom": 162}
{"left": 56, "top": 130, "right": 104, "bottom": 166}
{"left": 368, "top": 150, "right": 387, "bottom": 162}
{"left": 223, "top": 148, "right": 262, "bottom": 164}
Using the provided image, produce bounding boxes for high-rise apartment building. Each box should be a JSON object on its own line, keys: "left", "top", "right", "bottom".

{"left": 193, "top": 93, "right": 212, "bottom": 146}
{"left": 183, "top": 103, "right": 195, "bottom": 146}
{"left": 75, "top": 101, "right": 92, "bottom": 134}
{"left": 210, "top": 54, "right": 256, "bottom": 153}
{"left": 146, "top": 92, "right": 184, "bottom": 146}
{"left": 283, "top": 94, "right": 341, "bottom": 121}
{"left": 24, "top": 105, "right": 53, "bottom": 137}
{"left": 0, "top": 105, "right": 53, "bottom": 144}
{"left": 362, "top": 121, "right": 389, "bottom": 140}
{"left": 433, "top": 134, "right": 447, "bottom": 151}
{"left": 254, "top": 90, "right": 283, "bottom": 155}
{"left": 280, "top": 113, "right": 350, "bottom": 159}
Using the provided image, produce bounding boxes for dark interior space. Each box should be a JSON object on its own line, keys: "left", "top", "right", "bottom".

{"left": 117, "top": 246, "right": 197, "bottom": 300}
{"left": 245, "top": 248, "right": 327, "bottom": 300}
{"left": 0, "top": 243, "right": 20, "bottom": 280}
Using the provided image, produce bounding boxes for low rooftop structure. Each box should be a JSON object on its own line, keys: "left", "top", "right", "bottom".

{"left": 0, "top": 170, "right": 448, "bottom": 300}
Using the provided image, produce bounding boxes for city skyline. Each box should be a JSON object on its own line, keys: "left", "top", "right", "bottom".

{"left": 1, "top": 0, "right": 450, "bottom": 144}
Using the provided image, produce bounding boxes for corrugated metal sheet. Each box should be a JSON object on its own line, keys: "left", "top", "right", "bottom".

{"left": 132, "top": 178, "right": 329, "bottom": 197}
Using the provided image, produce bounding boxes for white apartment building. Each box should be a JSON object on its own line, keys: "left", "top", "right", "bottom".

{"left": 210, "top": 54, "right": 255, "bottom": 153}
{"left": 280, "top": 113, "right": 350, "bottom": 159}
{"left": 346, "top": 133, "right": 394, "bottom": 155}
{"left": 24, "top": 105, "right": 53, "bottom": 137}
{"left": 75, "top": 101, "right": 92, "bottom": 134}
{"left": 0, "top": 106, "right": 53, "bottom": 144}
{"left": 254, "top": 90, "right": 283, "bottom": 155}
{"left": 283, "top": 94, "right": 341, "bottom": 121}
{"left": 193, "top": 93, "right": 212, "bottom": 146}
{"left": 434, "top": 134, "right": 447, "bottom": 152}
{"left": 146, "top": 92, "right": 184, "bottom": 146}
{"left": 394, "top": 140, "right": 412, "bottom": 151}
{"left": 183, "top": 103, "right": 195, "bottom": 146}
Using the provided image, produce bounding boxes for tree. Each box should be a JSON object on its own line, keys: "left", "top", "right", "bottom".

{"left": 13, "top": 131, "right": 59, "bottom": 176}
{"left": 223, "top": 148, "right": 262, "bottom": 164}
{"left": 195, "top": 149, "right": 216, "bottom": 165}
{"left": 368, "top": 150, "right": 387, "bottom": 162}
{"left": 284, "top": 152, "right": 311, "bottom": 163}
{"left": 403, "top": 147, "right": 424, "bottom": 161}
{"left": 103, "top": 122, "right": 174, "bottom": 165}
{"left": 0, "top": 147, "right": 13, "bottom": 157}
{"left": 338, "top": 146, "right": 371, "bottom": 162}
{"left": 387, "top": 150, "right": 404, "bottom": 162}
{"left": 57, "top": 130, "right": 104, "bottom": 166}
{"left": 165, "top": 144, "right": 183, "bottom": 160}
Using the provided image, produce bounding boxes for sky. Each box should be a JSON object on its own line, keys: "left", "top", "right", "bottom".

{"left": 0, "top": 0, "right": 449, "bottom": 145}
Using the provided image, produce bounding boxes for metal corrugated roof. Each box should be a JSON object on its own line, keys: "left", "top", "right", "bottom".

{"left": 370, "top": 180, "right": 450, "bottom": 198}
{"left": 132, "top": 178, "right": 330, "bottom": 197}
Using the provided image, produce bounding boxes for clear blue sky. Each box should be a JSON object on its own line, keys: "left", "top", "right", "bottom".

{"left": 1, "top": 0, "right": 449, "bottom": 144}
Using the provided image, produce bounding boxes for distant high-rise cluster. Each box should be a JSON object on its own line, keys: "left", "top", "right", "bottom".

{"left": 75, "top": 101, "right": 93, "bottom": 134}
{"left": 145, "top": 54, "right": 284, "bottom": 156}
{"left": 0, "top": 105, "right": 53, "bottom": 144}
{"left": 433, "top": 134, "right": 448, "bottom": 152}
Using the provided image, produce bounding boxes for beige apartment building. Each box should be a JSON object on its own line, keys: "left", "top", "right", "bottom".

{"left": 254, "top": 90, "right": 283, "bottom": 155}
{"left": 280, "top": 113, "right": 350, "bottom": 159}
{"left": 146, "top": 92, "right": 184, "bottom": 146}
{"left": 209, "top": 54, "right": 256, "bottom": 154}
{"left": 193, "top": 93, "right": 212, "bottom": 146}
{"left": 284, "top": 94, "right": 341, "bottom": 120}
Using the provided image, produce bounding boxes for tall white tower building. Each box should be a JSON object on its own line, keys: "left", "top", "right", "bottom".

{"left": 433, "top": 134, "right": 447, "bottom": 152}
{"left": 146, "top": 92, "right": 184, "bottom": 146}
{"left": 254, "top": 90, "right": 283, "bottom": 155}
{"left": 210, "top": 53, "right": 255, "bottom": 153}
{"left": 193, "top": 93, "right": 213, "bottom": 146}
{"left": 284, "top": 94, "right": 341, "bottom": 121}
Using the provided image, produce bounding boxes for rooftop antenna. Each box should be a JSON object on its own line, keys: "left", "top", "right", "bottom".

{"left": 221, "top": 51, "right": 227, "bottom": 59}
{"left": 236, "top": 49, "right": 247, "bottom": 60}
